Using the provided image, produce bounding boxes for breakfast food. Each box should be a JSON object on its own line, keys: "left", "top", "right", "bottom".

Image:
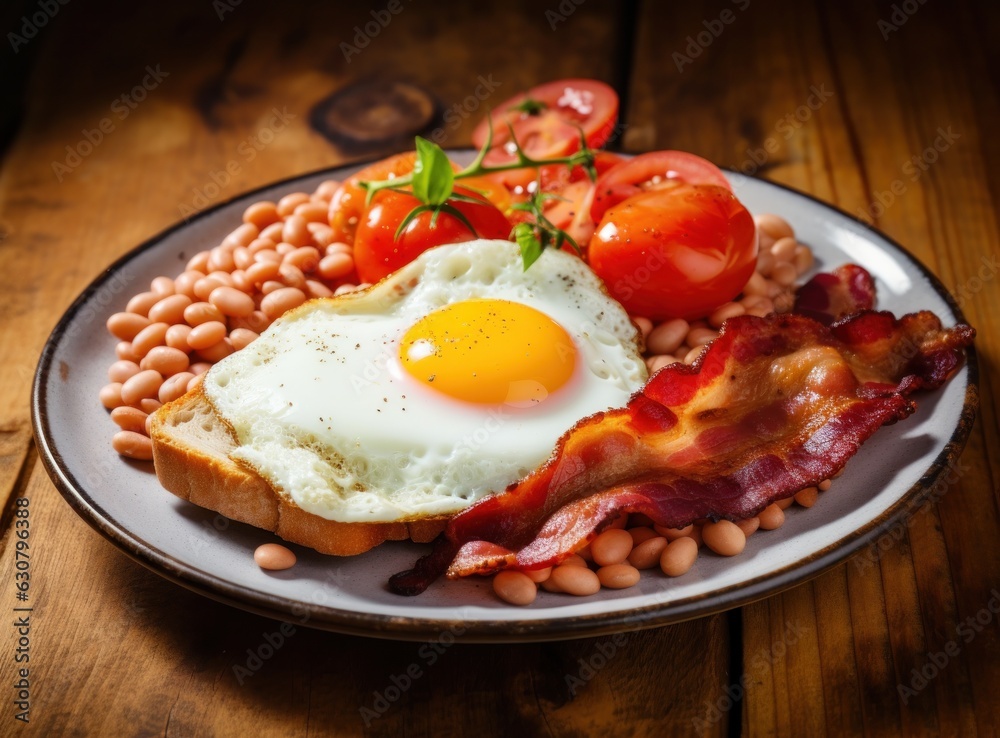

{"left": 98, "top": 78, "right": 974, "bottom": 606}
{"left": 155, "top": 240, "right": 647, "bottom": 546}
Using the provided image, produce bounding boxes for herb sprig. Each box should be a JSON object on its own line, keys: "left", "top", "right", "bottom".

{"left": 359, "top": 118, "right": 597, "bottom": 270}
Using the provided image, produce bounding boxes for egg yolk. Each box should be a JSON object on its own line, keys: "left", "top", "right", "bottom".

{"left": 399, "top": 299, "right": 578, "bottom": 405}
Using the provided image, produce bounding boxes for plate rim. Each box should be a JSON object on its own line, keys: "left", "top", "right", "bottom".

{"left": 31, "top": 153, "right": 980, "bottom": 642}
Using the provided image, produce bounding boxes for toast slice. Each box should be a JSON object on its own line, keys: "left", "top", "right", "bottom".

{"left": 149, "top": 389, "right": 447, "bottom": 556}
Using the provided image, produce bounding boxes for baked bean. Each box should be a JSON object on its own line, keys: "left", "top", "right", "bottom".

{"left": 776, "top": 497, "right": 794, "bottom": 510}
{"left": 598, "top": 563, "right": 641, "bottom": 589}
{"left": 108, "top": 360, "right": 141, "bottom": 383}
{"left": 173, "top": 270, "right": 205, "bottom": 299}
{"left": 187, "top": 374, "right": 204, "bottom": 392}
{"left": 326, "top": 241, "right": 352, "bottom": 256}
{"left": 772, "top": 262, "right": 798, "bottom": 287}
{"left": 193, "top": 277, "right": 227, "bottom": 301}
{"left": 107, "top": 312, "right": 152, "bottom": 341}
{"left": 140, "top": 397, "right": 161, "bottom": 414}
{"left": 819, "top": 479, "right": 832, "bottom": 492}
{"left": 279, "top": 263, "right": 307, "bottom": 289}
{"left": 708, "top": 302, "right": 746, "bottom": 328}
{"left": 116, "top": 342, "right": 140, "bottom": 362}
{"left": 261, "top": 280, "right": 285, "bottom": 295}
{"left": 523, "top": 567, "right": 552, "bottom": 583}
{"left": 794, "top": 487, "right": 819, "bottom": 508}
{"left": 254, "top": 543, "right": 297, "bottom": 570}
{"left": 647, "top": 318, "right": 689, "bottom": 355}
{"left": 243, "top": 201, "right": 281, "bottom": 229}
{"left": 285, "top": 246, "right": 321, "bottom": 273}
{"left": 631, "top": 316, "right": 653, "bottom": 340}
{"left": 121, "top": 370, "right": 163, "bottom": 406}
{"left": 627, "top": 527, "right": 658, "bottom": 545}
{"left": 686, "top": 327, "right": 718, "bottom": 347}
{"left": 308, "top": 223, "right": 335, "bottom": 247}
{"left": 294, "top": 201, "right": 329, "bottom": 224}
{"left": 562, "top": 553, "right": 588, "bottom": 568}
{"left": 262, "top": 287, "right": 307, "bottom": 320}
{"left": 655, "top": 523, "right": 693, "bottom": 540}
{"left": 758, "top": 504, "right": 785, "bottom": 530}
{"left": 207, "top": 247, "right": 236, "bottom": 273}
{"left": 223, "top": 223, "right": 259, "bottom": 249}
{"left": 100, "top": 383, "right": 125, "bottom": 409}
{"left": 646, "top": 355, "right": 674, "bottom": 373}
{"left": 793, "top": 245, "right": 814, "bottom": 275}
{"left": 233, "top": 247, "right": 254, "bottom": 271}
{"left": 736, "top": 517, "right": 760, "bottom": 537}
{"left": 334, "top": 283, "right": 358, "bottom": 295}
{"left": 318, "top": 252, "right": 354, "bottom": 281}
{"left": 540, "top": 578, "right": 564, "bottom": 593}
{"left": 314, "top": 180, "right": 341, "bottom": 200}
{"left": 259, "top": 222, "right": 284, "bottom": 242}
{"left": 147, "top": 294, "right": 193, "bottom": 325}
{"left": 628, "top": 536, "right": 669, "bottom": 569}
{"left": 230, "top": 270, "right": 255, "bottom": 293}
{"left": 165, "top": 324, "right": 193, "bottom": 350}
{"left": 683, "top": 346, "right": 704, "bottom": 364}
{"left": 112, "top": 431, "right": 153, "bottom": 460}
{"left": 127, "top": 291, "right": 160, "bottom": 316}
{"left": 209, "top": 285, "right": 255, "bottom": 317}
{"left": 660, "top": 537, "right": 699, "bottom": 577}
{"left": 245, "top": 260, "right": 282, "bottom": 285}
{"left": 756, "top": 249, "right": 775, "bottom": 277}
{"left": 184, "top": 301, "right": 226, "bottom": 326}
{"left": 254, "top": 249, "right": 283, "bottom": 265}
{"left": 550, "top": 565, "right": 601, "bottom": 596}
{"left": 231, "top": 310, "right": 270, "bottom": 333}
{"left": 186, "top": 250, "right": 211, "bottom": 273}
{"left": 141, "top": 346, "right": 190, "bottom": 375}
{"left": 277, "top": 192, "right": 310, "bottom": 216}
{"left": 145, "top": 414, "right": 154, "bottom": 436}
{"left": 282, "top": 215, "right": 309, "bottom": 247}
{"left": 702, "top": 520, "right": 747, "bottom": 556}
{"left": 755, "top": 214, "right": 794, "bottom": 242}
{"left": 576, "top": 544, "right": 594, "bottom": 562}
{"left": 188, "top": 321, "right": 227, "bottom": 350}
{"left": 159, "top": 372, "right": 195, "bottom": 403}
{"left": 229, "top": 328, "right": 259, "bottom": 350}
{"left": 590, "top": 528, "right": 633, "bottom": 567}
{"left": 131, "top": 322, "right": 169, "bottom": 358}
{"left": 771, "top": 237, "right": 798, "bottom": 263}
{"left": 197, "top": 338, "right": 234, "bottom": 363}
{"left": 150, "top": 276, "right": 175, "bottom": 297}
{"left": 189, "top": 362, "right": 212, "bottom": 375}
{"left": 110, "top": 406, "right": 148, "bottom": 433}
{"left": 492, "top": 571, "right": 537, "bottom": 606}
{"left": 247, "top": 237, "right": 277, "bottom": 255}
{"left": 742, "top": 271, "right": 769, "bottom": 297}
{"left": 306, "top": 280, "right": 333, "bottom": 298}
{"left": 687, "top": 525, "right": 704, "bottom": 547}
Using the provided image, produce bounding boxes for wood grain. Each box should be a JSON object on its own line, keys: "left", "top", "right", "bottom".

{"left": 627, "top": 1, "right": 999, "bottom": 736}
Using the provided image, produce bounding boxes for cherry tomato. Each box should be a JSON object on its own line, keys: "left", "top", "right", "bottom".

{"left": 472, "top": 79, "right": 619, "bottom": 190}
{"left": 590, "top": 151, "right": 732, "bottom": 224}
{"left": 587, "top": 185, "right": 757, "bottom": 321}
{"left": 353, "top": 186, "right": 512, "bottom": 283}
{"left": 328, "top": 152, "right": 456, "bottom": 245}
{"left": 539, "top": 153, "right": 626, "bottom": 249}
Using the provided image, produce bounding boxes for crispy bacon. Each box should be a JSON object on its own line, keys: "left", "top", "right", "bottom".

{"left": 390, "top": 310, "right": 973, "bottom": 594}
{"left": 794, "top": 264, "right": 876, "bottom": 324}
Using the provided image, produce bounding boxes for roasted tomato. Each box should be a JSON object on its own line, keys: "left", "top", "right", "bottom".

{"left": 353, "top": 187, "right": 512, "bottom": 283}
{"left": 590, "top": 151, "right": 732, "bottom": 224}
{"left": 473, "top": 79, "right": 619, "bottom": 190}
{"left": 538, "top": 152, "right": 627, "bottom": 248}
{"left": 587, "top": 184, "right": 757, "bottom": 321}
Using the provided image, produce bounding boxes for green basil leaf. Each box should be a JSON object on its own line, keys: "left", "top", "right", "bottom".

{"left": 394, "top": 203, "right": 434, "bottom": 241}
{"left": 514, "top": 222, "right": 544, "bottom": 271}
{"left": 413, "top": 137, "right": 454, "bottom": 206}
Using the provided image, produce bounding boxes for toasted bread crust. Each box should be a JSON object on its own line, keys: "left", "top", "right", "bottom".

{"left": 149, "top": 390, "right": 445, "bottom": 556}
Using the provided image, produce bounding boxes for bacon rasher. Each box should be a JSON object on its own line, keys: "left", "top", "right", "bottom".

{"left": 390, "top": 304, "right": 973, "bottom": 595}
{"left": 794, "top": 264, "right": 877, "bottom": 324}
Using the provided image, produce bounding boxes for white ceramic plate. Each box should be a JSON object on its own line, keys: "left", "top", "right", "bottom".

{"left": 32, "top": 154, "right": 978, "bottom": 642}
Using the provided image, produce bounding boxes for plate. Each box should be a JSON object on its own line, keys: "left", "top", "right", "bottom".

{"left": 32, "top": 153, "right": 979, "bottom": 642}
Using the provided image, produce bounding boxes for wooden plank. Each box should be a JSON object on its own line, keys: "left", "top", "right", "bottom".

{"left": 0, "top": 1, "right": 732, "bottom": 736}
{"left": 626, "top": 0, "right": 999, "bottom": 735}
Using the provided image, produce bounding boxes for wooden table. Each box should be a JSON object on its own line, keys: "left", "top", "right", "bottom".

{"left": 2, "top": 0, "right": 997, "bottom": 735}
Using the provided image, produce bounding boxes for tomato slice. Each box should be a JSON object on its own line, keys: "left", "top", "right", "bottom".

{"left": 590, "top": 151, "right": 732, "bottom": 224}
{"left": 587, "top": 184, "right": 757, "bottom": 321}
{"left": 471, "top": 79, "right": 619, "bottom": 188}
{"left": 353, "top": 186, "right": 512, "bottom": 283}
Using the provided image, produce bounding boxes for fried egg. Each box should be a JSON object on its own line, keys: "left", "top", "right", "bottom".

{"left": 203, "top": 239, "right": 647, "bottom": 523}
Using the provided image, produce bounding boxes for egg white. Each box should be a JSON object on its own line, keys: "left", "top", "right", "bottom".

{"left": 203, "top": 239, "right": 647, "bottom": 523}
